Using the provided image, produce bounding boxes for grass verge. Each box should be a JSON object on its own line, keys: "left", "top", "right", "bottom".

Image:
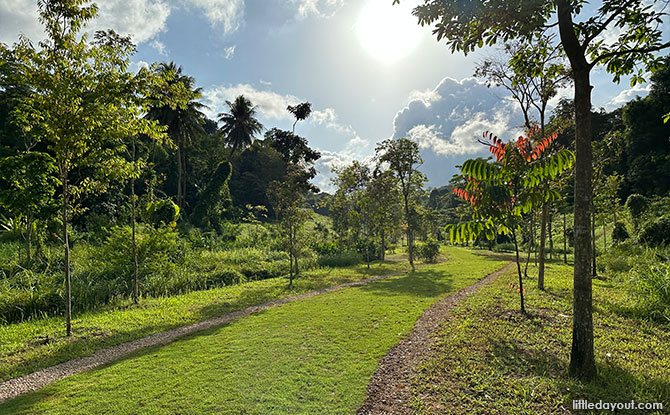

{"left": 0, "top": 259, "right": 411, "bottom": 382}
{"left": 410, "top": 261, "right": 670, "bottom": 414}
{"left": 0, "top": 247, "right": 508, "bottom": 414}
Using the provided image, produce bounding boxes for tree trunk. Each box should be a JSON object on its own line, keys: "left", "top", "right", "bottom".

{"left": 603, "top": 221, "right": 607, "bottom": 253}
{"left": 524, "top": 217, "right": 532, "bottom": 277}
{"left": 403, "top": 191, "right": 415, "bottom": 271}
{"left": 380, "top": 228, "right": 386, "bottom": 261}
{"left": 563, "top": 212, "right": 568, "bottom": 264}
{"left": 25, "top": 214, "right": 33, "bottom": 265}
{"left": 132, "top": 139, "right": 139, "bottom": 304}
{"left": 62, "top": 172, "right": 72, "bottom": 337}
{"left": 558, "top": 0, "right": 595, "bottom": 379}
{"left": 538, "top": 202, "right": 548, "bottom": 290}
{"left": 591, "top": 205, "right": 597, "bottom": 277}
{"left": 512, "top": 229, "right": 526, "bottom": 314}
{"left": 549, "top": 209, "right": 554, "bottom": 261}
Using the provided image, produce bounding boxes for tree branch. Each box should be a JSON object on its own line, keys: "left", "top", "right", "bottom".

{"left": 581, "top": 0, "right": 636, "bottom": 50}
{"left": 589, "top": 41, "right": 670, "bottom": 68}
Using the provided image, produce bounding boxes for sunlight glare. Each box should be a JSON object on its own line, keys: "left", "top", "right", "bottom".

{"left": 356, "top": 0, "right": 423, "bottom": 64}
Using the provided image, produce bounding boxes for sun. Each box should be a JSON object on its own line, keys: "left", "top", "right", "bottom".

{"left": 356, "top": 0, "right": 423, "bottom": 64}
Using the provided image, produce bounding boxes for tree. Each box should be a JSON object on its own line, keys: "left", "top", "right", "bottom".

{"left": 267, "top": 166, "right": 311, "bottom": 287}
{"left": 401, "top": 0, "right": 670, "bottom": 380}
{"left": 476, "top": 34, "right": 570, "bottom": 291}
{"left": 287, "top": 102, "right": 312, "bottom": 134}
{"left": 219, "top": 95, "right": 264, "bottom": 156}
{"left": 146, "top": 62, "right": 206, "bottom": 211}
{"left": 376, "top": 138, "right": 425, "bottom": 270}
{"left": 365, "top": 169, "right": 402, "bottom": 260}
{"left": 8, "top": 0, "right": 165, "bottom": 336}
{"left": 447, "top": 129, "right": 573, "bottom": 313}
{"left": 0, "top": 152, "right": 58, "bottom": 263}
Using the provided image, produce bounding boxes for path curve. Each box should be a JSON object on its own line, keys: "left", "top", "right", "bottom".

{"left": 357, "top": 262, "right": 514, "bottom": 415}
{"left": 0, "top": 264, "right": 430, "bottom": 403}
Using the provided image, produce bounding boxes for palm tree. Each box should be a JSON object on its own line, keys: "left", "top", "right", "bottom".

{"left": 146, "top": 62, "right": 207, "bottom": 210}
{"left": 218, "top": 95, "right": 264, "bottom": 156}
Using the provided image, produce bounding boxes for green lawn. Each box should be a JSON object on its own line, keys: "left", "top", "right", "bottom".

{"left": 410, "top": 261, "right": 670, "bottom": 414}
{"left": 0, "top": 247, "right": 508, "bottom": 414}
{"left": 0, "top": 259, "right": 411, "bottom": 382}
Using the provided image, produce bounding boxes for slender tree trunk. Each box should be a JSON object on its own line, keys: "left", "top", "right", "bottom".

{"left": 549, "top": 209, "right": 554, "bottom": 261}
{"left": 559, "top": 0, "right": 595, "bottom": 378}
{"left": 603, "top": 221, "right": 607, "bottom": 253}
{"left": 591, "top": 204, "right": 597, "bottom": 277}
{"left": 403, "top": 191, "right": 415, "bottom": 271}
{"left": 181, "top": 146, "right": 187, "bottom": 211}
{"left": 131, "top": 139, "right": 139, "bottom": 304}
{"left": 538, "top": 202, "right": 548, "bottom": 290}
{"left": 62, "top": 172, "right": 72, "bottom": 337}
{"left": 563, "top": 212, "right": 568, "bottom": 264}
{"left": 524, "top": 217, "right": 532, "bottom": 277}
{"left": 512, "top": 229, "right": 526, "bottom": 314}
{"left": 380, "top": 228, "right": 386, "bottom": 261}
{"left": 25, "top": 214, "right": 33, "bottom": 265}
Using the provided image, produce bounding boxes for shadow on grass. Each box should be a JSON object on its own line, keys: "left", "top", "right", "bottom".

{"left": 358, "top": 269, "right": 454, "bottom": 298}
{"left": 487, "top": 334, "right": 670, "bottom": 413}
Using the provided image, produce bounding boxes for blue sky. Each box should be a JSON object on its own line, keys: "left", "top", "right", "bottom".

{"left": 1, "top": 0, "right": 663, "bottom": 191}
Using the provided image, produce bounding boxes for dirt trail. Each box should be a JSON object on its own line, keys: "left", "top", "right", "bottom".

{"left": 357, "top": 262, "right": 514, "bottom": 414}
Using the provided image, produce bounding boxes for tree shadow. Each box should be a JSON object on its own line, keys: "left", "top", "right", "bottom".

{"left": 487, "top": 338, "right": 670, "bottom": 413}
{"left": 358, "top": 269, "right": 453, "bottom": 298}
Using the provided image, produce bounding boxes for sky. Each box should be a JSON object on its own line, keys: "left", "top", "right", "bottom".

{"left": 1, "top": 0, "right": 664, "bottom": 192}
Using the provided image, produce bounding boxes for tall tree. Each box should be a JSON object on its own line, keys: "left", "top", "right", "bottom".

{"left": 219, "top": 95, "right": 264, "bottom": 156}
{"left": 146, "top": 62, "right": 206, "bottom": 211}
{"left": 8, "top": 0, "right": 165, "bottom": 335}
{"left": 401, "top": 0, "right": 670, "bottom": 380}
{"left": 376, "top": 138, "right": 425, "bottom": 270}
{"left": 287, "top": 102, "right": 312, "bottom": 134}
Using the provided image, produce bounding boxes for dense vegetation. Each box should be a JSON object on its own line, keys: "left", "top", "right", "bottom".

{"left": 0, "top": 0, "right": 669, "bottom": 413}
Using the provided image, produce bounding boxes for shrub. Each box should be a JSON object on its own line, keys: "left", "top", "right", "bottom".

{"left": 146, "top": 199, "right": 180, "bottom": 227}
{"left": 639, "top": 217, "right": 670, "bottom": 247}
{"left": 630, "top": 261, "right": 670, "bottom": 322}
{"left": 418, "top": 238, "right": 440, "bottom": 263}
{"left": 611, "top": 222, "right": 629, "bottom": 244}
{"left": 626, "top": 193, "right": 649, "bottom": 230}
{"left": 599, "top": 243, "right": 645, "bottom": 276}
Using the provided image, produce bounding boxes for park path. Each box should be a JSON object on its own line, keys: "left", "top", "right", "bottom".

{"left": 357, "top": 262, "right": 514, "bottom": 415}
{"left": 0, "top": 263, "right": 427, "bottom": 403}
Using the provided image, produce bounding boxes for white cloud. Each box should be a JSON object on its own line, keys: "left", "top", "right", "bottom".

{"left": 0, "top": 0, "right": 170, "bottom": 45}
{"left": 129, "top": 60, "right": 150, "bottom": 72}
{"left": 291, "top": 0, "right": 345, "bottom": 19}
{"left": 93, "top": 0, "right": 170, "bottom": 43}
{"left": 393, "top": 77, "right": 524, "bottom": 154}
{"left": 259, "top": 79, "right": 272, "bottom": 86}
{"left": 392, "top": 76, "right": 526, "bottom": 185}
{"left": 604, "top": 84, "right": 650, "bottom": 111}
{"left": 150, "top": 40, "right": 167, "bottom": 56}
{"left": 202, "top": 84, "right": 301, "bottom": 120}
{"left": 407, "top": 88, "right": 441, "bottom": 106}
{"left": 223, "top": 45, "right": 236, "bottom": 59}
{"left": 187, "top": 0, "right": 245, "bottom": 33}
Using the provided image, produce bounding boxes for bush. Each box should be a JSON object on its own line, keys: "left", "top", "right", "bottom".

{"left": 611, "top": 222, "right": 629, "bottom": 244}
{"left": 146, "top": 199, "right": 180, "bottom": 227}
{"left": 318, "top": 252, "right": 362, "bottom": 267}
{"left": 418, "top": 238, "right": 440, "bottom": 263}
{"left": 639, "top": 217, "right": 670, "bottom": 247}
{"left": 598, "top": 243, "right": 645, "bottom": 276}
{"left": 626, "top": 194, "right": 649, "bottom": 230}
{"left": 630, "top": 261, "right": 670, "bottom": 322}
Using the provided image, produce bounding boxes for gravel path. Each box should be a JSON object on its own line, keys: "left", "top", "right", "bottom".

{"left": 357, "top": 262, "right": 514, "bottom": 415}
{"left": 0, "top": 264, "right": 427, "bottom": 403}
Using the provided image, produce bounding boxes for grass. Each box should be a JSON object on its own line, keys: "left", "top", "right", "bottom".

{"left": 410, "top": 261, "right": 670, "bottom": 414}
{"left": 0, "top": 247, "right": 509, "bottom": 414}
{"left": 0, "top": 259, "right": 408, "bottom": 382}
